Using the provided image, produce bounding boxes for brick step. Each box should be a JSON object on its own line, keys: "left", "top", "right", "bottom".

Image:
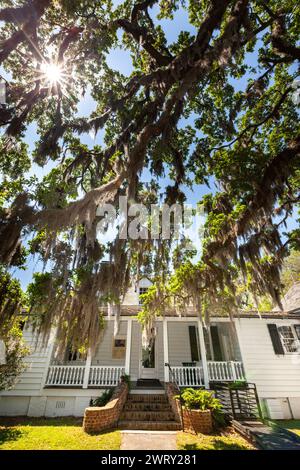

{"left": 127, "top": 394, "right": 169, "bottom": 403}
{"left": 118, "top": 420, "right": 182, "bottom": 431}
{"left": 124, "top": 402, "right": 172, "bottom": 411}
{"left": 120, "top": 411, "right": 175, "bottom": 421}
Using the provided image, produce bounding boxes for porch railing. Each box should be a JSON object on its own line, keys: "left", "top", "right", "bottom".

{"left": 45, "top": 365, "right": 85, "bottom": 387}
{"left": 89, "top": 366, "right": 125, "bottom": 387}
{"left": 45, "top": 365, "right": 125, "bottom": 387}
{"left": 208, "top": 361, "right": 244, "bottom": 382}
{"left": 171, "top": 366, "right": 204, "bottom": 387}
{"left": 169, "top": 361, "right": 244, "bottom": 387}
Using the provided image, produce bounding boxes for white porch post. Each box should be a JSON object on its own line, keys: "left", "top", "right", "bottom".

{"left": 125, "top": 318, "right": 132, "bottom": 375}
{"left": 198, "top": 320, "right": 209, "bottom": 389}
{"left": 163, "top": 318, "right": 169, "bottom": 383}
{"left": 83, "top": 349, "right": 92, "bottom": 389}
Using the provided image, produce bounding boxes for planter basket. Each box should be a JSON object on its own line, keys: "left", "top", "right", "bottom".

{"left": 182, "top": 408, "right": 212, "bottom": 434}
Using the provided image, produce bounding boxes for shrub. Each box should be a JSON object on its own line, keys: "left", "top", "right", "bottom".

{"left": 178, "top": 388, "right": 222, "bottom": 412}
{"left": 228, "top": 380, "right": 247, "bottom": 389}
{"left": 178, "top": 388, "right": 225, "bottom": 427}
{"left": 0, "top": 323, "right": 30, "bottom": 391}
{"left": 89, "top": 388, "right": 114, "bottom": 407}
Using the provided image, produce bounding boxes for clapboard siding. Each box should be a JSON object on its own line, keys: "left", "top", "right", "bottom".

{"left": 236, "top": 318, "right": 300, "bottom": 398}
{"left": 92, "top": 320, "right": 127, "bottom": 366}
{"left": 167, "top": 321, "right": 197, "bottom": 365}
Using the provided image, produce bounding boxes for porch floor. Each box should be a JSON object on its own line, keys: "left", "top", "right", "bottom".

{"left": 135, "top": 379, "right": 164, "bottom": 389}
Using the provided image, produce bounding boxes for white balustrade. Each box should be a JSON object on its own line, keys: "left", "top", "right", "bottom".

{"left": 45, "top": 365, "right": 125, "bottom": 387}
{"left": 208, "top": 361, "right": 244, "bottom": 382}
{"left": 171, "top": 366, "right": 204, "bottom": 387}
{"left": 170, "top": 361, "right": 244, "bottom": 387}
{"left": 89, "top": 366, "right": 125, "bottom": 387}
{"left": 45, "top": 365, "right": 85, "bottom": 386}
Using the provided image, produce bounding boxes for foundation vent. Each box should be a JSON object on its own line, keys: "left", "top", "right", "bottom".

{"left": 55, "top": 401, "right": 66, "bottom": 409}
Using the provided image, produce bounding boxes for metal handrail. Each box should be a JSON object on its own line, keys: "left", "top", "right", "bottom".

{"left": 165, "top": 362, "right": 184, "bottom": 431}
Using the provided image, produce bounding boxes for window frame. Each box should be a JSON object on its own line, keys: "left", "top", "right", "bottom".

{"left": 277, "top": 324, "right": 300, "bottom": 354}
{"left": 138, "top": 287, "right": 149, "bottom": 305}
{"left": 112, "top": 335, "right": 126, "bottom": 359}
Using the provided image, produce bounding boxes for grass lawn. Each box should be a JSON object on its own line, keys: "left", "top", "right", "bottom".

{"left": 274, "top": 420, "right": 300, "bottom": 437}
{"left": 0, "top": 417, "right": 121, "bottom": 450}
{"left": 177, "top": 428, "right": 255, "bottom": 450}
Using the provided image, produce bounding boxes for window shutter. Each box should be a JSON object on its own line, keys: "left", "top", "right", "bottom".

{"left": 188, "top": 326, "right": 199, "bottom": 362}
{"left": 267, "top": 324, "right": 285, "bottom": 355}
{"left": 210, "top": 325, "right": 223, "bottom": 361}
{"left": 294, "top": 325, "right": 300, "bottom": 340}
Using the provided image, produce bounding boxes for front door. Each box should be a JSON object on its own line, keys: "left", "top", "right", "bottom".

{"left": 140, "top": 339, "right": 156, "bottom": 379}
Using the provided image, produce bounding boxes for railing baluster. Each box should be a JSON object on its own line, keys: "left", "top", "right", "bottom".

{"left": 207, "top": 361, "right": 244, "bottom": 382}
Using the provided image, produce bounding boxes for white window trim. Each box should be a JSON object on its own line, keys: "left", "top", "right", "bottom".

{"left": 278, "top": 324, "right": 300, "bottom": 354}
{"left": 138, "top": 287, "right": 149, "bottom": 305}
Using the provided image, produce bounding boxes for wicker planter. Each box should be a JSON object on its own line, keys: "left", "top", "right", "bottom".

{"left": 182, "top": 408, "right": 213, "bottom": 434}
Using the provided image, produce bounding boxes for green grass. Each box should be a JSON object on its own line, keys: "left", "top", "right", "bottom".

{"left": 177, "top": 429, "right": 255, "bottom": 450}
{"left": 0, "top": 417, "right": 121, "bottom": 450}
{"left": 274, "top": 420, "right": 300, "bottom": 437}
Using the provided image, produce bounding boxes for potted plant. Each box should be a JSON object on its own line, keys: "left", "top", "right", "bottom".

{"left": 176, "top": 388, "right": 223, "bottom": 434}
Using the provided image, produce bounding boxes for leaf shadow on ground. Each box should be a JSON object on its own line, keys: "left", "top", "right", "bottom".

{"left": 0, "top": 427, "right": 25, "bottom": 445}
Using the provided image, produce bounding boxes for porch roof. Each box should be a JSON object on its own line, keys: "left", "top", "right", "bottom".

{"left": 99, "top": 305, "right": 300, "bottom": 320}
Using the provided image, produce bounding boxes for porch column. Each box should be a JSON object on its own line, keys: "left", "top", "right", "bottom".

{"left": 198, "top": 320, "right": 209, "bottom": 389}
{"left": 83, "top": 348, "right": 92, "bottom": 389}
{"left": 125, "top": 318, "right": 132, "bottom": 375}
{"left": 163, "top": 318, "right": 169, "bottom": 382}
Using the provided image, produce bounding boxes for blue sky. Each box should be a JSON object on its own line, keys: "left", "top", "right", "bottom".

{"left": 1, "top": 3, "right": 298, "bottom": 288}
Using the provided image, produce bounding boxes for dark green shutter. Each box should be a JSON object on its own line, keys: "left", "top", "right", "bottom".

{"left": 188, "top": 326, "right": 199, "bottom": 362}
{"left": 210, "top": 325, "right": 223, "bottom": 361}
{"left": 267, "top": 324, "right": 285, "bottom": 355}
{"left": 294, "top": 325, "right": 300, "bottom": 340}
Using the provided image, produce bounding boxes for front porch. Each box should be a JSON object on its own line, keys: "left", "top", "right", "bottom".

{"left": 45, "top": 361, "right": 244, "bottom": 388}
{"left": 44, "top": 315, "right": 245, "bottom": 389}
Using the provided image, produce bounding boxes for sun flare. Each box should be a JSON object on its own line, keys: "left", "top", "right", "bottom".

{"left": 41, "top": 62, "right": 63, "bottom": 85}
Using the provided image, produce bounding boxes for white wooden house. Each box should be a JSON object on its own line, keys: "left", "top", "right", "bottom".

{"left": 1, "top": 280, "right": 300, "bottom": 421}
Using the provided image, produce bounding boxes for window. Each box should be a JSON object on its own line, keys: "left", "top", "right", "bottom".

{"left": 67, "top": 349, "right": 86, "bottom": 362}
{"left": 210, "top": 325, "right": 223, "bottom": 361}
{"left": 114, "top": 338, "right": 126, "bottom": 348}
{"left": 139, "top": 287, "right": 148, "bottom": 305}
{"left": 278, "top": 326, "right": 300, "bottom": 353}
{"left": 112, "top": 337, "right": 126, "bottom": 359}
